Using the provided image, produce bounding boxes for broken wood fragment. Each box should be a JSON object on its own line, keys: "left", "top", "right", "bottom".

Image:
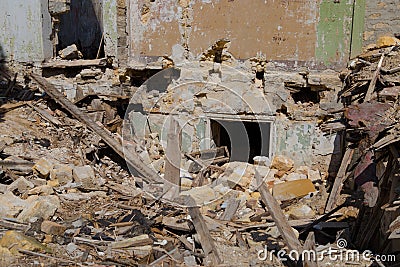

{"left": 255, "top": 170, "right": 303, "bottom": 252}
{"left": 27, "top": 103, "right": 62, "bottom": 126}
{"left": 110, "top": 234, "right": 153, "bottom": 249}
{"left": 41, "top": 58, "right": 107, "bottom": 68}
{"left": 219, "top": 198, "right": 240, "bottom": 221}
{"left": 187, "top": 196, "right": 222, "bottom": 265}
{"left": 163, "top": 117, "right": 181, "bottom": 199}
{"left": 364, "top": 53, "right": 385, "bottom": 102}
{"left": 325, "top": 147, "right": 354, "bottom": 213}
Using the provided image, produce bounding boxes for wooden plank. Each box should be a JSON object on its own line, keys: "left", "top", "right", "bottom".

{"left": 389, "top": 145, "right": 400, "bottom": 204}
{"left": 219, "top": 198, "right": 240, "bottom": 221}
{"left": 41, "top": 58, "right": 107, "bottom": 68}
{"left": 255, "top": 170, "right": 303, "bottom": 252}
{"left": 163, "top": 117, "right": 181, "bottom": 199}
{"left": 364, "top": 53, "right": 384, "bottom": 102}
{"left": 27, "top": 103, "right": 62, "bottom": 126}
{"left": 325, "top": 147, "right": 354, "bottom": 212}
{"left": 30, "top": 74, "right": 162, "bottom": 184}
{"left": 187, "top": 197, "right": 222, "bottom": 265}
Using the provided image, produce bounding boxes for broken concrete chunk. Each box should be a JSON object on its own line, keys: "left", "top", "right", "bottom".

{"left": 59, "top": 44, "right": 83, "bottom": 60}
{"left": 50, "top": 164, "right": 73, "bottom": 185}
{"left": 272, "top": 179, "right": 316, "bottom": 201}
{"left": 184, "top": 255, "right": 197, "bottom": 266}
{"left": 0, "top": 192, "right": 28, "bottom": 217}
{"left": 271, "top": 155, "right": 294, "bottom": 173}
{"left": 17, "top": 195, "right": 60, "bottom": 223}
{"left": 286, "top": 204, "right": 315, "bottom": 219}
{"left": 41, "top": 220, "right": 67, "bottom": 236}
{"left": 8, "top": 177, "right": 34, "bottom": 194}
{"left": 111, "top": 234, "right": 153, "bottom": 249}
{"left": 73, "top": 165, "right": 96, "bottom": 188}
{"left": 0, "top": 230, "right": 51, "bottom": 254}
{"left": 33, "top": 158, "right": 53, "bottom": 178}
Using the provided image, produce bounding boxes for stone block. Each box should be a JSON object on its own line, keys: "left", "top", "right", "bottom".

{"left": 271, "top": 155, "right": 294, "bottom": 173}
{"left": 41, "top": 220, "right": 67, "bottom": 236}
{"left": 59, "top": 44, "right": 83, "bottom": 60}
{"left": 286, "top": 204, "right": 315, "bottom": 219}
{"left": 50, "top": 164, "right": 73, "bottom": 185}
{"left": 0, "top": 192, "right": 28, "bottom": 217}
{"left": 32, "top": 158, "right": 53, "bottom": 178}
{"left": 272, "top": 179, "right": 316, "bottom": 201}
{"left": 180, "top": 186, "right": 217, "bottom": 205}
{"left": 17, "top": 195, "right": 60, "bottom": 223}
{"left": 0, "top": 231, "right": 51, "bottom": 254}
{"left": 73, "top": 165, "right": 96, "bottom": 188}
{"left": 8, "top": 177, "right": 34, "bottom": 194}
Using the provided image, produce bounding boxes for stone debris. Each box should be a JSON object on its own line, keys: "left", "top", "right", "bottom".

{"left": 58, "top": 44, "right": 83, "bottom": 60}
{"left": 0, "top": 35, "right": 398, "bottom": 267}
{"left": 0, "top": 231, "right": 51, "bottom": 254}
{"left": 40, "top": 220, "right": 66, "bottom": 236}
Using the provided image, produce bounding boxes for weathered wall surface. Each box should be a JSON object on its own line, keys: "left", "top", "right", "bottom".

{"left": 127, "top": 0, "right": 359, "bottom": 69}
{"left": 363, "top": 0, "right": 400, "bottom": 46}
{"left": 0, "top": 0, "right": 52, "bottom": 63}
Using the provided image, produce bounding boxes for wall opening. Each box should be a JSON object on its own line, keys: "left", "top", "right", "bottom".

{"left": 210, "top": 119, "right": 271, "bottom": 163}
{"left": 291, "top": 87, "right": 320, "bottom": 104}
{"left": 57, "top": 0, "right": 104, "bottom": 59}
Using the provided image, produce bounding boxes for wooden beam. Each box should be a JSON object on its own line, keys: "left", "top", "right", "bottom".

{"left": 31, "top": 74, "right": 162, "bottom": 184}
{"left": 41, "top": 58, "right": 107, "bottom": 68}
{"left": 163, "top": 117, "right": 181, "bottom": 199}
{"left": 219, "top": 198, "right": 240, "bottom": 221}
{"left": 364, "top": 53, "right": 384, "bottom": 102}
{"left": 187, "top": 197, "right": 222, "bottom": 266}
{"left": 325, "top": 147, "right": 354, "bottom": 213}
{"left": 255, "top": 170, "right": 303, "bottom": 252}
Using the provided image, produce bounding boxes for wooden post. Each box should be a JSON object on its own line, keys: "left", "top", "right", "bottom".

{"left": 187, "top": 197, "right": 222, "bottom": 265}
{"left": 325, "top": 147, "right": 354, "bottom": 212}
{"left": 364, "top": 53, "right": 384, "bottom": 102}
{"left": 163, "top": 117, "right": 181, "bottom": 199}
{"left": 255, "top": 170, "right": 303, "bottom": 252}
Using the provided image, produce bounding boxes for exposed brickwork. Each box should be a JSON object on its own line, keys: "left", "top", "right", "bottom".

{"left": 364, "top": 0, "right": 400, "bottom": 45}
{"left": 117, "top": 0, "right": 128, "bottom": 66}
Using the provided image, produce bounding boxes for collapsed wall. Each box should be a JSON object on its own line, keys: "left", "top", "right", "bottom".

{"left": 126, "top": 47, "right": 343, "bottom": 175}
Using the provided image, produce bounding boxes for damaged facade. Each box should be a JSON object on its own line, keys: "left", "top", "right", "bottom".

{"left": 0, "top": 0, "right": 400, "bottom": 266}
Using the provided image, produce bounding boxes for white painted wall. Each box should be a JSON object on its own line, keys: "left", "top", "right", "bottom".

{"left": 0, "top": 0, "right": 52, "bottom": 63}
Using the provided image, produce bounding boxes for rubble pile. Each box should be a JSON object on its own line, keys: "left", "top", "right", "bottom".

{"left": 0, "top": 37, "right": 399, "bottom": 266}
{"left": 322, "top": 37, "right": 400, "bottom": 253}
{"left": 0, "top": 72, "right": 370, "bottom": 266}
